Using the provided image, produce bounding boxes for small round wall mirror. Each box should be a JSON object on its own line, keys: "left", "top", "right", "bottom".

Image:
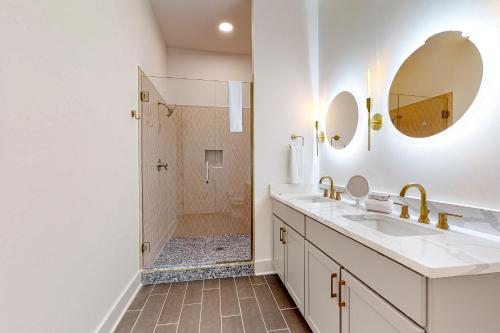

{"left": 389, "top": 31, "right": 483, "bottom": 138}
{"left": 346, "top": 175, "right": 370, "bottom": 207}
{"left": 325, "top": 91, "right": 359, "bottom": 149}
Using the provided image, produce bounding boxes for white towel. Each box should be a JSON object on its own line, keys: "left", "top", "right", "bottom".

{"left": 288, "top": 144, "right": 303, "bottom": 184}
{"left": 366, "top": 198, "right": 394, "bottom": 213}
{"left": 228, "top": 81, "right": 242, "bottom": 132}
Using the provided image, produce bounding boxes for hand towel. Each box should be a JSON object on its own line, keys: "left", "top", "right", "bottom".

{"left": 288, "top": 144, "right": 303, "bottom": 184}
{"left": 368, "top": 194, "right": 391, "bottom": 201}
{"left": 228, "top": 80, "right": 242, "bottom": 132}
{"left": 366, "top": 198, "right": 394, "bottom": 213}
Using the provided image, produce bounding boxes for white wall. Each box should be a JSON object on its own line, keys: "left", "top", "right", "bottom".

{"left": 0, "top": 1, "right": 169, "bottom": 332}
{"left": 253, "top": 0, "right": 319, "bottom": 272}
{"left": 319, "top": 0, "right": 500, "bottom": 210}
{"left": 151, "top": 48, "right": 252, "bottom": 108}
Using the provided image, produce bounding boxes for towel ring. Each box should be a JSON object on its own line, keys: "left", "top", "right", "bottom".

{"left": 291, "top": 134, "right": 304, "bottom": 146}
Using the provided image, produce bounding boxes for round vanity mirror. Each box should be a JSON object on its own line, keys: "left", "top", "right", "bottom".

{"left": 389, "top": 31, "right": 483, "bottom": 138}
{"left": 325, "top": 91, "right": 359, "bottom": 149}
{"left": 346, "top": 175, "right": 370, "bottom": 207}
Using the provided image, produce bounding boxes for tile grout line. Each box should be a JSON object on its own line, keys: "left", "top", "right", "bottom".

{"left": 153, "top": 283, "right": 172, "bottom": 333}
{"left": 175, "top": 282, "right": 189, "bottom": 333}
{"left": 264, "top": 276, "right": 291, "bottom": 333}
{"left": 129, "top": 285, "right": 154, "bottom": 333}
{"left": 198, "top": 280, "right": 205, "bottom": 333}
{"left": 218, "top": 278, "right": 223, "bottom": 333}
{"left": 249, "top": 276, "right": 269, "bottom": 332}
{"left": 234, "top": 277, "right": 247, "bottom": 333}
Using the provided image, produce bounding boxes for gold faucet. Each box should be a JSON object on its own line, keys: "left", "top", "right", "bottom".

{"left": 399, "top": 183, "right": 430, "bottom": 224}
{"left": 319, "top": 176, "right": 335, "bottom": 199}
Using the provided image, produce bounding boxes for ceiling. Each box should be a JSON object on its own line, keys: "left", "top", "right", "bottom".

{"left": 150, "top": 0, "right": 252, "bottom": 55}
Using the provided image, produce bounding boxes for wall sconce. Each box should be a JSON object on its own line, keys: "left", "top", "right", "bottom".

{"left": 315, "top": 120, "right": 325, "bottom": 156}
{"left": 367, "top": 70, "right": 382, "bottom": 151}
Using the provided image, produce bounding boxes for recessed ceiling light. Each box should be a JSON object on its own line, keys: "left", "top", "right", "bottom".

{"left": 218, "top": 22, "right": 233, "bottom": 33}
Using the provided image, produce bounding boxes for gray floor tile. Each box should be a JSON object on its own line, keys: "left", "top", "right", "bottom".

{"left": 203, "top": 278, "right": 219, "bottom": 290}
{"left": 249, "top": 275, "right": 266, "bottom": 285}
{"left": 114, "top": 310, "right": 140, "bottom": 333}
{"left": 151, "top": 283, "right": 171, "bottom": 295}
{"left": 184, "top": 279, "right": 203, "bottom": 304}
{"left": 154, "top": 324, "right": 177, "bottom": 333}
{"left": 265, "top": 274, "right": 296, "bottom": 309}
{"left": 200, "top": 289, "right": 221, "bottom": 333}
{"left": 177, "top": 303, "right": 201, "bottom": 333}
{"left": 158, "top": 282, "right": 187, "bottom": 324}
{"left": 235, "top": 276, "right": 254, "bottom": 298}
{"left": 253, "top": 284, "right": 287, "bottom": 330}
{"left": 220, "top": 278, "right": 239, "bottom": 316}
{"left": 282, "top": 308, "right": 312, "bottom": 333}
{"left": 240, "top": 297, "right": 267, "bottom": 333}
{"left": 222, "top": 315, "right": 244, "bottom": 333}
{"left": 129, "top": 285, "right": 154, "bottom": 310}
{"left": 132, "top": 295, "right": 166, "bottom": 333}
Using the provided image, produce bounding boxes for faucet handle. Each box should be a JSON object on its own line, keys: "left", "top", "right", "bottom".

{"left": 394, "top": 202, "right": 410, "bottom": 219}
{"left": 335, "top": 191, "right": 342, "bottom": 201}
{"left": 437, "top": 212, "right": 463, "bottom": 230}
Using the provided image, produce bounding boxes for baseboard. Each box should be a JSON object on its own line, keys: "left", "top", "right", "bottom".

{"left": 254, "top": 258, "right": 275, "bottom": 275}
{"left": 95, "top": 271, "right": 141, "bottom": 333}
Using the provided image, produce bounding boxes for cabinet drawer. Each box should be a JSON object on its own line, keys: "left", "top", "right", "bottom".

{"left": 306, "top": 217, "right": 426, "bottom": 326}
{"left": 272, "top": 199, "right": 305, "bottom": 236}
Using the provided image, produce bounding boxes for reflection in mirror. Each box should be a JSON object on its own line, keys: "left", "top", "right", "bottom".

{"left": 325, "top": 91, "right": 359, "bottom": 149}
{"left": 389, "top": 31, "right": 483, "bottom": 138}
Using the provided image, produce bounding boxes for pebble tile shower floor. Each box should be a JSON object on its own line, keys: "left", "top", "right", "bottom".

{"left": 150, "top": 234, "right": 251, "bottom": 268}
{"left": 115, "top": 274, "right": 312, "bottom": 333}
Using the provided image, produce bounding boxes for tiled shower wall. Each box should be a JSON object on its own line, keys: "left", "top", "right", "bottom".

{"left": 174, "top": 105, "right": 251, "bottom": 237}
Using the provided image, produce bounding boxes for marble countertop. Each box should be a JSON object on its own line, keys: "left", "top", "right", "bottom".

{"left": 270, "top": 185, "right": 500, "bottom": 278}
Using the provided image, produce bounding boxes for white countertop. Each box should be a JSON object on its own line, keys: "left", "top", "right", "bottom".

{"left": 270, "top": 187, "right": 500, "bottom": 278}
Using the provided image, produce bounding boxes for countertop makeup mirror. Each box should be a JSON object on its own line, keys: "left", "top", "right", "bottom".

{"left": 346, "top": 175, "right": 370, "bottom": 207}
{"left": 325, "top": 91, "right": 359, "bottom": 149}
{"left": 389, "top": 31, "right": 483, "bottom": 138}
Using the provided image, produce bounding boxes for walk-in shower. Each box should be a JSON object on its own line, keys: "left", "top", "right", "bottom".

{"left": 137, "top": 69, "right": 253, "bottom": 283}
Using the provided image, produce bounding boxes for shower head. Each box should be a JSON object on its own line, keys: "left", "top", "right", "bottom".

{"left": 158, "top": 102, "right": 175, "bottom": 117}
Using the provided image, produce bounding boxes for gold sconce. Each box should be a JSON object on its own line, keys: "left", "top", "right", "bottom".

{"left": 315, "top": 121, "right": 325, "bottom": 156}
{"left": 367, "top": 71, "right": 382, "bottom": 151}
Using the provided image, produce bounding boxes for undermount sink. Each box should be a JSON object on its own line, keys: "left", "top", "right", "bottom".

{"left": 294, "top": 195, "right": 334, "bottom": 203}
{"left": 342, "top": 214, "right": 441, "bottom": 237}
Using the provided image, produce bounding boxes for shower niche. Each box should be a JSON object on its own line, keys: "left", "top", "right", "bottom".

{"left": 205, "top": 150, "right": 223, "bottom": 167}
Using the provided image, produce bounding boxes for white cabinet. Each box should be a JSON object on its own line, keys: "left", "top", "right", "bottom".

{"left": 272, "top": 216, "right": 285, "bottom": 281}
{"left": 340, "top": 269, "right": 424, "bottom": 333}
{"left": 305, "top": 241, "right": 341, "bottom": 333}
{"left": 284, "top": 225, "right": 305, "bottom": 314}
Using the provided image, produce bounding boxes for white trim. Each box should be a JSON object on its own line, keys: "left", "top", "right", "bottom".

{"left": 254, "top": 258, "right": 275, "bottom": 275}
{"left": 95, "top": 271, "right": 142, "bottom": 333}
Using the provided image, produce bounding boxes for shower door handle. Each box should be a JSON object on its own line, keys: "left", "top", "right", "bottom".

{"left": 205, "top": 161, "right": 210, "bottom": 184}
{"left": 156, "top": 159, "right": 168, "bottom": 172}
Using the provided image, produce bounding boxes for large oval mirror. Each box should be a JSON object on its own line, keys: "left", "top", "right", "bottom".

{"left": 325, "top": 91, "right": 359, "bottom": 149}
{"left": 389, "top": 31, "right": 483, "bottom": 138}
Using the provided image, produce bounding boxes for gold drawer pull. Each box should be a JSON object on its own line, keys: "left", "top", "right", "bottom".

{"left": 282, "top": 229, "right": 286, "bottom": 244}
{"left": 338, "top": 280, "right": 346, "bottom": 307}
{"left": 279, "top": 227, "right": 284, "bottom": 242}
{"left": 330, "top": 273, "right": 337, "bottom": 298}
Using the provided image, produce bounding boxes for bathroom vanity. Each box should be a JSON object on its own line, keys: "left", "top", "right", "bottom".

{"left": 270, "top": 190, "right": 500, "bottom": 333}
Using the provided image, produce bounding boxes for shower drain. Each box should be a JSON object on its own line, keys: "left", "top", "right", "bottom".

{"left": 214, "top": 246, "right": 225, "bottom": 251}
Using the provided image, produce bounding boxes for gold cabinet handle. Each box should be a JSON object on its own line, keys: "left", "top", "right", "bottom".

{"left": 279, "top": 227, "right": 284, "bottom": 243}
{"left": 338, "top": 280, "right": 346, "bottom": 307}
{"left": 282, "top": 229, "right": 286, "bottom": 244}
{"left": 330, "top": 273, "right": 337, "bottom": 298}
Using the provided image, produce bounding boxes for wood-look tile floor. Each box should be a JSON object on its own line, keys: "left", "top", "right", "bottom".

{"left": 115, "top": 275, "right": 312, "bottom": 333}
